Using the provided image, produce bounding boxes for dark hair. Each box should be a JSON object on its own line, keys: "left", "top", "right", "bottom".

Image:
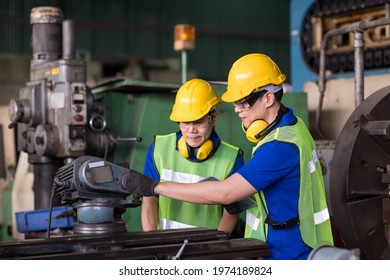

{"left": 252, "top": 87, "right": 284, "bottom": 104}
{"left": 274, "top": 88, "right": 284, "bottom": 103}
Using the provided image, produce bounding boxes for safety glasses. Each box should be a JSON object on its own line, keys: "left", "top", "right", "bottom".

{"left": 178, "top": 109, "right": 216, "bottom": 129}
{"left": 233, "top": 84, "right": 283, "bottom": 110}
{"left": 233, "top": 90, "right": 266, "bottom": 110}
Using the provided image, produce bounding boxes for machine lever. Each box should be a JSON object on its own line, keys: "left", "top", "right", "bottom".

{"left": 171, "top": 239, "right": 189, "bottom": 260}
{"left": 115, "top": 137, "right": 143, "bottom": 142}
{"left": 8, "top": 112, "right": 22, "bottom": 129}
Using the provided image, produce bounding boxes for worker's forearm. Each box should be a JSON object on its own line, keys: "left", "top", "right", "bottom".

{"left": 141, "top": 214, "right": 158, "bottom": 231}
{"left": 153, "top": 174, "right": 254, "bottom": 205}
{"left": 154, "top": 181, "right": 229, "bottom": 204}
{"left": 141, "top": 197, "right": 158, "bottom": 231}
{"left": 218, "top": 211, "right": 239, "bottom": 233}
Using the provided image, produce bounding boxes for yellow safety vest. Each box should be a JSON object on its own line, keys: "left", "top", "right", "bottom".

{"left": 154, "top": 133, "right": 241, "bottom": 229}
{"left": 244, "top": 117, "right": 334, "bottom": 248}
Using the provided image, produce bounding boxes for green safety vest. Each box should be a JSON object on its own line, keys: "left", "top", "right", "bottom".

{"left": 153, "top": 133, "right": 241, "bottom": 229}
{"left": 244, "top": 117, "right": 334, "bottom": 248}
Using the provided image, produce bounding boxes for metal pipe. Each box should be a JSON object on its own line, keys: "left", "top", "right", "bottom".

{"left": 317, "top": 26, "right": 352, "bottom": 139}
{"left": 350, "top": 189, "right": 390, "bottom": 197}
{"left": 0, "top": 125, "right": 5, "bottom": 179}
{"left": 62, "top": 20, "right": 75, "bottom": 60}
{"left": 181, "top": 50, "right": 188, "bottom": 84}
{"left": 354, "top": 31, "right": 364, "bottom": 107}
{"left": 317, "top": 16, "right": 390, "bottom": 139}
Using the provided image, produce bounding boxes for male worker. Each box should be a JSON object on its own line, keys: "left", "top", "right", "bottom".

{"left": 141, "top": 78, "right": 244, "bottom": 234}
{"left": 131, "top": 54, "right": 334, "bottom": 259}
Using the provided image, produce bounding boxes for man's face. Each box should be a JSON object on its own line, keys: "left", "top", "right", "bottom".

{"left": 178, "top": 111, "right": 217, "bottom": 148}
{"left": 233, "top": 93, "right": 269, "bottom": 129}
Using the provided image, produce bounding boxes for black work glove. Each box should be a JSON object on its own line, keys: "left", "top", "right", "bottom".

{"left": 124, "top": 169, "right": 159, "bottom": 197}
{"left": 223, "top": 197, "right": 257, "bottom": 215}
{"left": 223, "top": 202, "right": 241, "bottom": 215}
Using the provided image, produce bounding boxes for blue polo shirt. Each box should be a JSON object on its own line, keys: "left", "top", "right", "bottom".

{"left": 238, "top": 107, "right": 312, "bottom": 260}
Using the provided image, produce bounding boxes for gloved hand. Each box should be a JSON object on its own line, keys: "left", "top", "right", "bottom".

{"left": 223, "top": 197, "right": 257, "bottom": 215}
{"left": 223, "top": 202, "right": 241, "bottom": 215}
{"left": 124, "top": 169, "right": 159, "bottom": 197}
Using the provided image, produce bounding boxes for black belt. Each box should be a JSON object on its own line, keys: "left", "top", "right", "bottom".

{"left": 265, "top": 216, "right": 299, "bottom": 230}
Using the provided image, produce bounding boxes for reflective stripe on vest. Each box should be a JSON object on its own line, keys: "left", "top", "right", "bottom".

{"left": 314, "top": 208, "right": 330, "bottom": 225}
{"left": 246, "top": 209, "right": 260, "bottom": 231}
{"left": 161, "top": 169, "right": 205, "bottom": 183}
{"left": 309, "top": 149, "right": 319, "bottom": 174}
{"left": 308, "top": 149, "right": 330, "bottom": 225}
{"left": 153, "top": 133, "right": 240, "bottom": 230}
{"left": 160, "top": 218, "right": 197, "bottom": 229}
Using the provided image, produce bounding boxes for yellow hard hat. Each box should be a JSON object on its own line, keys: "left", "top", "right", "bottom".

{"left": 222, "top": 53, "right": 286, "bottom": 102}
{"left": 170, "top": 79, "right": 221, "bottom": 122}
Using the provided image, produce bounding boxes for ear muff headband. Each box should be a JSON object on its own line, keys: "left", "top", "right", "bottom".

{"left": 178, "top": 136, "right": 214, "bottom": 160}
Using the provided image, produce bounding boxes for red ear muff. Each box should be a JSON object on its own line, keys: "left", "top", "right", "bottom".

{"left": 178, "top": 136, "right": 214, "bottom": 160}
{"left": 242, "top": 120, "right": 269, "bottom": 143}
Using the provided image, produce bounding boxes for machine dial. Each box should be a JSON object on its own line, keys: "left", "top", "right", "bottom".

{"left": 8, "top": 99, "right": 23, "bottom": 123}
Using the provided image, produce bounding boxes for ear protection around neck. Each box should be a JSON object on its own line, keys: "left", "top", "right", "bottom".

{"left": 242, "top": 119, "right": 270, "bottom": 143}
{"left": 178, "top": 136, "right": 214, "bottom": 160}
{"left": 243, "top": 104, "right": 287, "bottom": 143}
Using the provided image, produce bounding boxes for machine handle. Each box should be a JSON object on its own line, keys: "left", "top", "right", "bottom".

{"left": 8, "top": 112, "right": 22, "bottom": 129}
{"left": 171, "top": 239, "right": 189, "bottom": 260}
{"left": 115, "top": 137, "right": 143, "bottom": 142}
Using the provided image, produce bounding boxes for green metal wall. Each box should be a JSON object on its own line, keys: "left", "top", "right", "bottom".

{"left": 0, "top": 0, "right": 290, "bottom": 81}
